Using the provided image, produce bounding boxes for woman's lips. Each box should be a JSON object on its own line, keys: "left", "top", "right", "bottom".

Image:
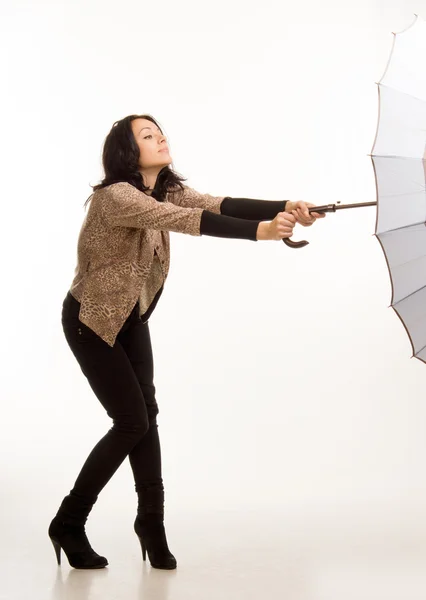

{"left": 159, "top": 148, "right": 169, "bottom": 153}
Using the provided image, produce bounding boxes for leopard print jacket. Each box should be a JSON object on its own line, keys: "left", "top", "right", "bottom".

{"left": 68, "top": 182, "right": 225, "bottom": 347}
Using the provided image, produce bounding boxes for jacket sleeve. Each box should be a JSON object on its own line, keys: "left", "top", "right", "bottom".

{"left": 167, "top": 185, "right": 225, "bottom": 213}
{"left": 101, "top": 182, "right": 205, "bottom": 236}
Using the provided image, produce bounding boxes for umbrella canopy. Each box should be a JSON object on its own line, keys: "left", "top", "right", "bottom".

{"left": 371, "top": 14, "right": 426, "bottom": 362}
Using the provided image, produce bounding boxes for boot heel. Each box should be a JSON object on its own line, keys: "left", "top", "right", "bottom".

{"left": 137, "top": 535, "right": 147, "bottom": 561}
{"left": 50, "top": 537, "right": 61, "bottom": 565}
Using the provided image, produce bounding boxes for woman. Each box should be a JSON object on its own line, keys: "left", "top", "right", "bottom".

{"left": 48, "top": 113, "right": 325, "bottom": 571}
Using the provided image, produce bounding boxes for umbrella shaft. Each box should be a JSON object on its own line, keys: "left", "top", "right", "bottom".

{"left": 308, "top": 201, "right": 377, "bottom": 213}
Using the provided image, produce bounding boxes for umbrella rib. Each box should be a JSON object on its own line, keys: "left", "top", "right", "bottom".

{"left": 393, "top": 252, "right": 426, "bottom": 269}
{"left": 379, "top": 220, "right": 426, "bottom": 235}
{"left": 379, "top": 82, "right": 426, "bottom": 105}
{"left": 414, "top": 341, "right": 426, "bottom": 358}
{"left": 372, "top": 155, "right": 426, "bottom": 161}
{"left": 393, "top": 282, "right": 426, "bottom": 307}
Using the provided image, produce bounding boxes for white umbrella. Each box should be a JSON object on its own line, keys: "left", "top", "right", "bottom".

{"left": 286, "top": 14, "right": 426, "bottom": 363}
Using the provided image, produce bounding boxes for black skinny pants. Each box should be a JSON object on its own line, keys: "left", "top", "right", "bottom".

{"left": 61, "top": 290, "right": 162, "bottom": 506}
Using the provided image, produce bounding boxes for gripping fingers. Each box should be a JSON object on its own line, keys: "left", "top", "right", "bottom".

{"left": 280, "top": 212, "right": 296, "bottom": 225}
{"left": 279, "top": 214, "right": 296, "bottom": 238}
{"left": 281, "top": 213, "right": 296, "bottom": 230}
{"left": 292, "top": 208, "right": 314, "bottom": 226}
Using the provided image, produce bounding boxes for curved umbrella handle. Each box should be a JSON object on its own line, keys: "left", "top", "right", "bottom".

{"left": 282, "top": 237, "right": 309, "bottom": 249}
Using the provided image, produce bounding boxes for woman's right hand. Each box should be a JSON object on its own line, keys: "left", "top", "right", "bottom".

{"left": 257, "top": 212, "right": 297, "bottom": 241}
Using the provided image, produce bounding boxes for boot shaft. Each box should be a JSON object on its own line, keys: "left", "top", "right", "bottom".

{"left": 136, "top": 481, "right": 164, "bottom": 518}
{"left": 55, "top": 491, "right": 98, "bottom": 526}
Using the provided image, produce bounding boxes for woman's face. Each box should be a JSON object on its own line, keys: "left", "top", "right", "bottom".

{"left": 131, "top": 118, "right": 172, "bottom": 171}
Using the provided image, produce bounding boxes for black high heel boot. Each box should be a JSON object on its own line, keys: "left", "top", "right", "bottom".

{"left": 48, "top": 492, "right": 108, "bottom": 569}
{"left": 134, "top": 483, "right": 177, "bottom": 569}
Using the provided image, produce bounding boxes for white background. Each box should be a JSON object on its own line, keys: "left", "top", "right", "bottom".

{"left": 2, "top": 0, "right": 426, "bottom": 551}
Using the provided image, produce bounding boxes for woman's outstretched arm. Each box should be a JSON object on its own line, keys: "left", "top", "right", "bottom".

{"left": 101, "top": 181, "right": 264, "bottom": 241}
{"left": 170, "top": 185, "right": 288, "bottom": 220}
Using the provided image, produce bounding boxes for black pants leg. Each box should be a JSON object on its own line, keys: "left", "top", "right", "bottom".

{"left": 60, "top": 291, "right": 162, "bottom": 515}
{"left": 117, "top": 301, "right": 163, "bottom": 493}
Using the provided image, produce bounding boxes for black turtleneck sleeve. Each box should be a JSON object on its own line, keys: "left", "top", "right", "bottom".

{"left": 220, "top": 197, "right": 288, "bottom": 220}
{"left": 199, "top": 211, "right": 260, "bottom": 241}
{"left": 199, "top": 196, "right": 288, "bottom": 241}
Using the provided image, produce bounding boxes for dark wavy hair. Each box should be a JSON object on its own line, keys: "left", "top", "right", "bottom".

{"left": 84, "top": 114, "right": 187, "bottom": 209}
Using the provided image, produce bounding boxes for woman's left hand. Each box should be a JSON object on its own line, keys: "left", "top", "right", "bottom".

{"left": 285, "top": 201, "right": 326, "bottom": 227}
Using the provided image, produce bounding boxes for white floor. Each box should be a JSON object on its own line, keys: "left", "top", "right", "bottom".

{"left": 3, "top": 506, "right": 426, "bottom": 600}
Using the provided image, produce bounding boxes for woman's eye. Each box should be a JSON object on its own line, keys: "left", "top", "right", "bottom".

{"left": 144, "top": 135, "right": 152, "bottom": 139}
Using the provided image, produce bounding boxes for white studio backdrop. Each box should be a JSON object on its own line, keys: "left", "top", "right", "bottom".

{"left": 2, "top": 0, "right": 426, "bottom": 529}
